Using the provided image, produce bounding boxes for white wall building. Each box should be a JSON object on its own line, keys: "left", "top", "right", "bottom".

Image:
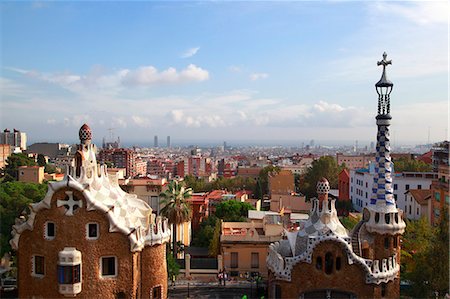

{"left": 350, "top": 164, "right": 437, "bottom": 215}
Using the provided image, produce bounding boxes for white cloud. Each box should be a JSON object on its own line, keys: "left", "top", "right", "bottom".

{"left": 170, "top": 109, "right": 227, "bottom": 128}
{"left": 46, "top": 119, "right": 56, "bottom": 125}
{"left": 112, "top": 117, "right": 127, "bottom": 128}
{"left": 131, "top": 115, "right": 151, "bottom": 127}
{"left": 6, "top": 64, "right": 210, "bottom": 96}
{"left": 373, "top": 2, "right": 448, "bottom": 25}
{"left": 181, "top": 47, "right": 200, "bottom": 58}
{"left": 250, "top": 72, "right": 269, "bottom": 81}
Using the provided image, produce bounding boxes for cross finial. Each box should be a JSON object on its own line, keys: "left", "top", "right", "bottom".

{"left": 377, "top": 52, "right": 392, "bottom": 70}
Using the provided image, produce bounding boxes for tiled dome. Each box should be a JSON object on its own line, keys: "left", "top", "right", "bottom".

{"left": 79, "top": 124, "right": 92, "bottom": 143}
{"left": 316, "top": 177, "right": 330, "bottom": 194}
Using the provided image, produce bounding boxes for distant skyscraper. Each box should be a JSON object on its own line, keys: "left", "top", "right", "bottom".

{"left": 154, "top": 135, "right": 158, "bottom": 148}
{"left": 1, "top": 128, "right": 27, "bottom": 150}
{"left": 223, "top": 141, "right": 227, "bottom": 150}
{"left": 167, "top": 136, "right": 170, "bottom": 148}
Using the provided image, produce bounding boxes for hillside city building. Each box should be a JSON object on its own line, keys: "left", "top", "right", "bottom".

{"left": 266, "top": 53, "right": 406, "bottom": 298}
{"left": 11, "top": 124, "right": 170, "bottom": 298}
{"left": 1, "top": 128, "right": 27, "bottom": 151}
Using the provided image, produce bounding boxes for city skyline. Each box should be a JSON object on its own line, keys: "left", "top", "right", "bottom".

{"left": 1, "top": 1, "right": 448, "bottom": 145}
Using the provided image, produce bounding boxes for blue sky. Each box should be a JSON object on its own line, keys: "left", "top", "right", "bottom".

{"left": 1, "top": 1, "right": 448, "bottom": 146}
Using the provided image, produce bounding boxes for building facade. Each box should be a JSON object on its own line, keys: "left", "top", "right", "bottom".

{"left": 1, "top": 128, "right": 27, "bottom": 150}
{"left": 18, "top": 166, "right": 45, "bottom": 184}
{"left": 11, "top": 124, "right": 170, "bottom": 298}
{"left": 350, "top": 169, "right": 436, "bottom": 217}
{"left": 98, "top": 148, "right": 137, "bottom": 177}
{"left": 0, "top": 143, "right": 11, "bottom": 169}
{"left": 266, "top": 53, "right": 406, "bottom": 299}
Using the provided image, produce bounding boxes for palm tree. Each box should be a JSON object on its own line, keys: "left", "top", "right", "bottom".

{"left": 160, "top": 180, "right": 193, "bottom": 258}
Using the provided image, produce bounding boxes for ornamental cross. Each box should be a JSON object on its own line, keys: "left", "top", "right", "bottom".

{"left": 377, "top": 52, "right": 392, "bottom": 72}
{"left": 57, "top": 191, "right": 83, "bottom": 216}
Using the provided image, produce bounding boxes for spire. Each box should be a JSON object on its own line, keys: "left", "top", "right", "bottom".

{"left": 370, "top": 53, "right": 396, "bottom": 211}
{"left": 375, "top": 52, "right": 393, "bottom": 116}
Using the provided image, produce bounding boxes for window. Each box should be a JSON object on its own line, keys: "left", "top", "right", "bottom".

{"left": 274, "top": 284, "right": 282, "bottom": 299}
{"left": 101, "top": 257, "right": 117, "bottom": 277}
{"left": 86, "top": 223, "right": 99, "bottom": 239}
{"left": 435, "top": 192, "right": 441, "bottom": 202}
{"left": 316, "top": 256, "right": 322, "bottom": 270}
{"left": 417, "top": 185, "right": 422, "bottom": 190}
{"left": 405, "top": 184, "right": 410, "bottom": 190}
{"left": 325, "top": 252, "right": 333, "bottom": 274}
{"left": 152, "top": 286, "right": 162, "bottom": 299}
{"left": 393, "top": 236, "right": 398, "bottom": 247}
{"left": 336, "top": 257, "right": 342, "bottom": 271}
{"left": 45, "top": 222, "right": 55, "bottom": 240}
{"left": 409, "top": 205, "right": 411, "bottom": 214}
{"left": 33, "top": 255, "right": 45, "bottom": 276}
{"left": 384, "top": 237, "right": 389, "bottom": 249}
{"left": 251, "top": 252, "right": 259, "bottom": 269}
{"left": 394, "top": 184, "right": 398, "bottom": 190}
{"left": 381, "top": 283, "right": 387, "bottom": 297}
{"left": 58, "top": 265, "right": 81, "bottom": 284}
{"left": 417, "top": 207, "right": 419, "bottom": 215}
{"left": 446, "top": 195, "right": 450, "bottom": 204}
{"left": 230, "top": 252, "right": 238, "bottom": 268}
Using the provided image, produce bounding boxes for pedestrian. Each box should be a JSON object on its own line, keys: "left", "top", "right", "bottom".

{"left": 218, "top": 270, "right": 223, "bottom": 286}
{"left": 223, "top": 270, "right": 228, "bottom": 286}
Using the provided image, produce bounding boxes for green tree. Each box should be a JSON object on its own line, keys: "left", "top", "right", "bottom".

{"left": 255, "top": 165, "right": 281, "bottom": 199}
{"left": 300, "top": 156, "right": 343, "bottom": 200}
{"left": 44, "top": 164, "right": 57, "bottom": 174}
{"left": 0, "top": 181, "right": 48, "bottom": 255}
{"left": 393, "top": 157, "right": 432, "bottom": 173}
{"left": 215, "top": 200, "right": 254, "bottom": 222}
{"left": 160, "top": 180, "right": 193, "bottom": 258}
{"left": 37, "top": 154, "right": 46, "bottom": 167}
{"left": 401, "top": 212, "right": 449, "bottom": 298}
{"left": 3, "top": 153, "right": 36, "bottom": 181}
{"left": 191, "top": 215, "right": 218, "bottom": 247}
{"left": 208, "top": 219, "right": 221, "bottom": 257}
{"left": 166, "top": 253, "right": 180, "bottom": 282}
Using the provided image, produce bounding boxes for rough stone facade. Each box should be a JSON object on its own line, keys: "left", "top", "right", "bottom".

{"left": 12, "top": 124, "right": 170, "bottom": 299}
{"left": 268, "top": 240, "right": 400, "bottom": 298}
{"left": 16, "top": 187, "right": 168, "bottom": 299}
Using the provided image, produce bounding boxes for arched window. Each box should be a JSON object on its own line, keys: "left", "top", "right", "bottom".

{"left": 385, "top": 213, "right": 390, "bottom": 224}
{"left": 375, "top": 213, "right": 380, "bottom": 223}
{"left": 325, "top": 252, "right": 333, "bottom": 274}
{"left": 384, "top": 237, "right": 389, "bottom": 249}
{"left": 336, "top": 256, "right": 342, "bottom": 271}
{"left": 381, "top": 283, "right": 387, "bottom": 297}
{"left": 75, "top": 152, "right": 82, "bottom": 177}
{"left": 393, "top": 236, "right": 398, "bottom": 247}
{"left": 316, "top": 256, "right": 322, "bottom": 270}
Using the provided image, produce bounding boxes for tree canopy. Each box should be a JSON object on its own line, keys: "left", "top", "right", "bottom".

{"left": 300, "top": 156, "right": 343, "bottom": 200}
{"left": 2, "top": 153, "right": 36, "bottom": 181}
{"left": 401, "top": 209, "right": 449, "bottom": 297}
{"left": 215, "top": 200, "right": 254, "bottom": 222}
{"left": 255, "top": 165, "right": 281, "bottom": 199}
{"left": 183, "top": 175, "right": 256, "bottom": 194}
{"left": 393, "top": 157, "right": 432, "bottom": 173}
{"left": 0, "top": 181, "right": 48, "bottom": 256}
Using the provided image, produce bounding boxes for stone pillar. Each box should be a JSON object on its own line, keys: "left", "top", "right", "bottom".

{"left": 185, "top": 253, "right": 191, "bottom": 278}
{"left": 217, "top": 255, "right": 223, "bottom": 271}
